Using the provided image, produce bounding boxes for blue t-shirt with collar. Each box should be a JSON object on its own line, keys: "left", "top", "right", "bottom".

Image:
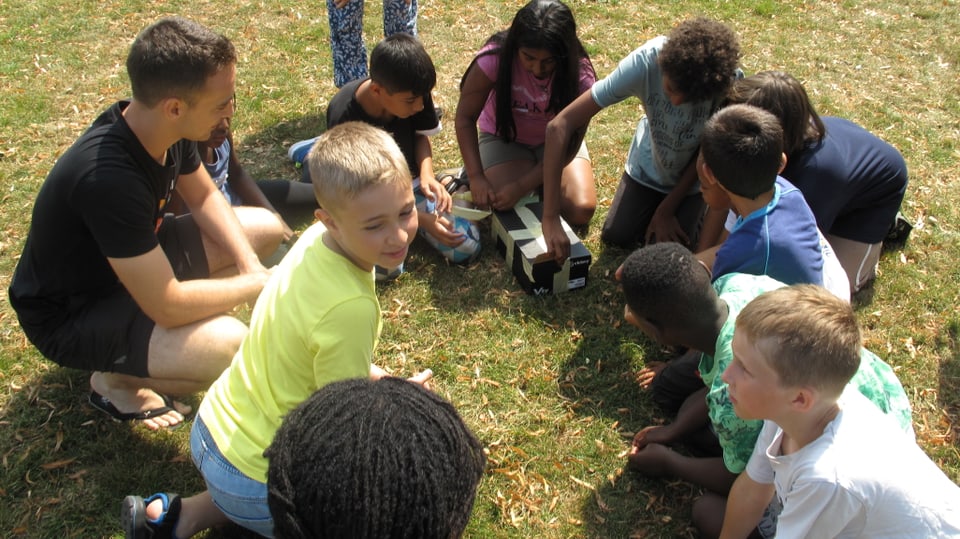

{"left": 713, "top": 177, "right": 824, "bottom": 286}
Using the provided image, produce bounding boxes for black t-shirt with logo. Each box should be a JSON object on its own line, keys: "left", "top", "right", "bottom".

{"left": 9, "top": 100, "right": 201, "bottom": 329}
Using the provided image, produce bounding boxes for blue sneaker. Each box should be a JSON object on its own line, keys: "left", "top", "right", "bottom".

{"left": 287, "top": 137, "right": 319, "bottom": 165}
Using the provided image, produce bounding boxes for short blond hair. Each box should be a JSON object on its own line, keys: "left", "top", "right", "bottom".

{"left": 736, "top": 285, "right": 861, "bottom": 398}
{"left": 306, "top": 122, "right": 411, "bottom": 209}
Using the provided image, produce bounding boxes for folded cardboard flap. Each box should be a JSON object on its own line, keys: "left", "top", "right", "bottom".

{"left": 492, "top": 202, "right": 591, "bottom": 295}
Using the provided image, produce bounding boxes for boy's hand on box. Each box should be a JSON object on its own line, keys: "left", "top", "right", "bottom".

{"left": 543, "top": 216, "right": 571, "bottom": 263}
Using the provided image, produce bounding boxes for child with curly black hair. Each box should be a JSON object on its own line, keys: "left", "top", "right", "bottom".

{"left": 541, "top": 17, "right": 740, "bottom": 261}
{"left": 266, "top": 377, "right": 486, "bottom": 539}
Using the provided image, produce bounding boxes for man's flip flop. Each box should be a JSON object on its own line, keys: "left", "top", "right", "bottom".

{"left": 88, "top": 391, "right": 182, "bottom": 426}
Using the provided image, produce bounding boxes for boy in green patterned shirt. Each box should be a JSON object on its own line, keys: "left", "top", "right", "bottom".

{"left": 617, "top": 243, "right": 913, "bottom": 499}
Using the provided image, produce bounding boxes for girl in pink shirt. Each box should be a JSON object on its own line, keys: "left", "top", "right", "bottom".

{"left": 454, "top": 0, "right": 597, "bottom": 225}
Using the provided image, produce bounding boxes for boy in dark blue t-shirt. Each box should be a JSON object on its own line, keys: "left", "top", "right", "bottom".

{"left": 695, "top": 104, "right": 825, "bottom": 288}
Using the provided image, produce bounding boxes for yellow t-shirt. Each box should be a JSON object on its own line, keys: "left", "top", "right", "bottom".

{"left": 198, "top": 221, "right": 380, "bottom": 481}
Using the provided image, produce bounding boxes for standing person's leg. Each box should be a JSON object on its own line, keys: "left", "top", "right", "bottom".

{"left": 600, "top": 172, "right": 663, "bottom": 248}
{"left": 383, "top": 0, "right": 417, "bottom": 37}
{"left": 328, "top": 0, "right": 368, "bottom": 88}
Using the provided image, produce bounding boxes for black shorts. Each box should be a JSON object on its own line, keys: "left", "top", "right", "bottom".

{"left": 157, "top": 212, "right": 210, "bottom": 281}
{"left": 22, "top": 213, "right": 208, "bottom": 377}
{"left": 650, "top": 349, "right": 706, "bottom": 415}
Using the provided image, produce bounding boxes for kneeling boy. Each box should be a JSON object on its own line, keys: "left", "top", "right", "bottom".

{"left": 122, "top": 122, "right": 432, "bottom": 539}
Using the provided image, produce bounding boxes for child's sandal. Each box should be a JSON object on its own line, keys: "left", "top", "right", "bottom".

{"left": 121, "top": 492, "right": 182, "bottom": 539}
{"left": 438, "top": 168, "right": 470, "bottom": 195}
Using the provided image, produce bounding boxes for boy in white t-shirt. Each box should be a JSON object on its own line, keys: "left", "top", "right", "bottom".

{"left": 707, "top": 285, "right": 960, "bottom": 539}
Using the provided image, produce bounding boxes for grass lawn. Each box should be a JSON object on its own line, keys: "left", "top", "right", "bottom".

{"left": 1, "top": 0, "right": 958, "bottom": 537}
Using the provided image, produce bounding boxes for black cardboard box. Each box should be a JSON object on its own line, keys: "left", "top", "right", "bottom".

{"left": 491, "top": 202, "right": 591, "bottom": 295}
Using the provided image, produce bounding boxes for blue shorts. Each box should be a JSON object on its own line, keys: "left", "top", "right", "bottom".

{"left": 191, "top": 416, "right": 274, "bottom": 538}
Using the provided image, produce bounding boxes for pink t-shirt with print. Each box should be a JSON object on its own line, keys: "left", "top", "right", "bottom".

{"left": 476, "top": 43, "right": 595, "bottom": 146}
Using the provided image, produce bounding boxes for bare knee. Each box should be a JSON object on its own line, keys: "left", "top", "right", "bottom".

{"left": 560, "top": 160, "right": 596, "bottom": 226}
{"left": 147, "top": 315, "right": 248, "bottom": 385}
{"left": 235, "top": 206, "right": 284, "bottom": 259}
{"left": 561, "top": 201, "right": 596, "bottom": 227}
{"left": 204, "top": 315, "right": 247, "bottom": 364}
{"left": 183, "top": 316, "right": 246, "bottom": 384}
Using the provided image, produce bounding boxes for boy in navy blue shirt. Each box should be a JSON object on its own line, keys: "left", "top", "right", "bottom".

{"left": 695, "top": 104, "right": 825, "bottom": 287}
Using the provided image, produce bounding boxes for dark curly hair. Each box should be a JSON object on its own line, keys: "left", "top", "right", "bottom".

{"left": 467, "top": 0, "right": 593, "bottom": 142}
{"left": 266, "top": 377, "right": 486, "bottom": 539}
{"left": 620, "top": 242, "right": 716, "bottom": 331}
{"left": 658, "top": 17, "right": 740, "bottom": 103}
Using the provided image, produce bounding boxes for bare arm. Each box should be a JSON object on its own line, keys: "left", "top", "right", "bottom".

{"left": 454, "top": 63, "right": 496, "bottom": 209}
{"left": 719, "top": 472, "right": 774, "bottom": 539}
{"left": 177, "top": 165, "right": 268, "bottom": 275}
{"left": 697, "top": 244, "right": 721, "bottom": 273}
{"left": 414, "top": 133, "right": 451, "bottom": 214}
{"left": 543, "top": 89, "right": 601, "bottom": 261}
{"left": 696, "top": 205, "right": 730, "bottom": 252}
{"left": 223, "top": 135, "right": 295, "bottom": 239}
{"left": 108, "top": 246, "right": 269, "bottom": 328}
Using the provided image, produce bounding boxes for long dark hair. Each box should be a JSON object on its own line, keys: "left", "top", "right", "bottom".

{"left": 725, "top": 71, "right": 826, "bottom": 159}
{"left": 467, "top": 0, "right": 592, "bottom": 142}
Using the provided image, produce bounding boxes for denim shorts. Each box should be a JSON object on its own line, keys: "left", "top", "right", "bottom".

{"left": 191, "top": 416, "right": 274, "bottom": 538}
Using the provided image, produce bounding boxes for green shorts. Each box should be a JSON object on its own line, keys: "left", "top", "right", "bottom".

{"left": 478, "top": 131, "right": 589, "bottom": 169}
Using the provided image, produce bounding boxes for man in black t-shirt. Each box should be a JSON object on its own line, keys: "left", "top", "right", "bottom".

{"left": 8, "top": 17, "right": 283, "bottom": 430}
